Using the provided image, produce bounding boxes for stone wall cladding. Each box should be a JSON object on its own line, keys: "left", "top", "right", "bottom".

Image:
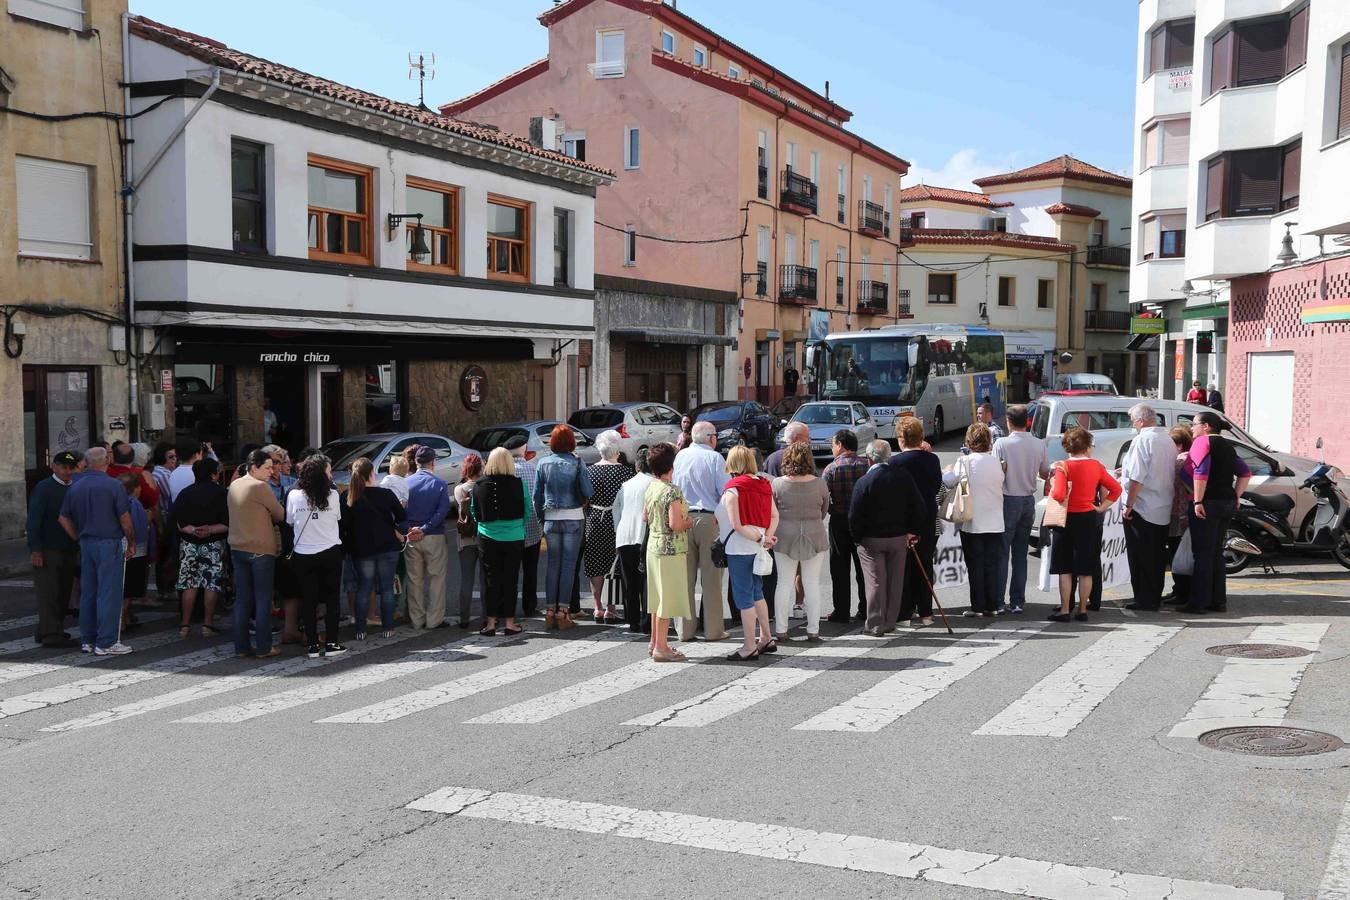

{"left": 408, "top": 359, "right": 527, "bottom": 444}
{"left": 233, "top": 366, "right": 265, "bottom": 450}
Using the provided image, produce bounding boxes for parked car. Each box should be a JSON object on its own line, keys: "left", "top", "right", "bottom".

{"left": 322, "top": 432, "right": 472, "bottom": 490}
{"left": 467, "top": 421, "right": 601, "bottom": 465}
{"left": 689, "top": 400, "right": 777, "bottom": 455}
{"left": 567, "top": 402, "right": 681, "bottom": 462}
{"left": 773, "top": 401, "right": 878, "bottom": 468}
{"left": 1051, "top": 373, "right": 1118, "bottom": 393}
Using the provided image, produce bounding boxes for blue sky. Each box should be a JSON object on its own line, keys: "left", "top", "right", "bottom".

{"left": 129, "top": 0, "right": 1139, "bottom": 189}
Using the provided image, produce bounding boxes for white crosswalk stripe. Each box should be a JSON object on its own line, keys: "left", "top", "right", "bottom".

{"left": 1169, "top": 622, "right": 1328, "bottom": 735}
{"left": 42, "top": 628, "right": 426, "bottom": 732}
{"left": 624, "top": 646, "right": 870, "bottom": 728}
{"left": 465, "top": 641, "right": 727, "bottom": 725}
{"left": 176, "top": 639, "right": 494, "bottom": 724}
{"left": 794, "top": 622, "right": 1048, "bottom": 733}
{"left": 975, "top": 623, "right": 1181, "bottom": 737}
{"left": 0, "top": 620, "right": 183, "bottom": 688}
{"left": 317, "top": 634, "right": 629, "bottom": 725}
{"left": 0, "top": 614, "right": 40, "bottom": 637}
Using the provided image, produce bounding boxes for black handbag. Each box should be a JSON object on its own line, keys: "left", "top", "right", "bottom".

{"left": 710, "top": 537, "right": 729, "bottom": 569}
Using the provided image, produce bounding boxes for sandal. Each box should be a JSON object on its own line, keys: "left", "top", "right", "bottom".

{"left": 544, "top": 609, "right": 558, "bottom": 630}
{"left": 478, "top": 626, "right": 497, "bottom": 637}
{"left": 179, "top": 626, "right": 191, "bottom": 638}
{"left": 503, "top": 624, "right": 523, "bottom": 636}
{"left": 201, "top": 625, "right": 218, "bottom": 638}
{"left": 756, "top": 639, "right": 778, "bottom": 654}
{"left": 727, "top": 648, "right": 759, "bottom": 661}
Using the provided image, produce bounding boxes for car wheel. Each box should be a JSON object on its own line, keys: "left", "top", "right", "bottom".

{"left": 1222, "top": 528, "right": 1252, "bottom": 575}
{"left": 932, "top": 407, "right": 944, "bottom": 441}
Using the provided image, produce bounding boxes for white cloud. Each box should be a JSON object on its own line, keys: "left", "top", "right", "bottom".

{"left": 905, "top": 148, "right": 1024, "bottom": 192}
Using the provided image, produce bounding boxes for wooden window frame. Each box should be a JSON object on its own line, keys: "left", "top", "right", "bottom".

{"left": 1037, "top": 279, "right": 1055, "bottom": 310}
{"left": 306, "top": 155, "right": 372, "bottom": 266}
{"left": 404, "top": 176, "right": 459, "bottom": 274}
{"left": 997, "top": 275, "right": 1015, "bottom": 307}
{"left": 926, "top": 272, "right": 955, "bottom": 305}
{"left": 486, "top": 194, "right": 531, "bottom": 283}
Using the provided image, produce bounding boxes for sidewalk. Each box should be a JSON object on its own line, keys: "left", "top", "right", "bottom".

{"left": 0, "top": 538, "right": 31, "bottom": 579}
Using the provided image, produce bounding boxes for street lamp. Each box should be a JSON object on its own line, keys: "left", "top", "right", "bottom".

{"left": 1276, "top": 221, "right": 1299, "bottom": 266}
{"left": 388, "top": 212, "right": 430, "bottom": 263}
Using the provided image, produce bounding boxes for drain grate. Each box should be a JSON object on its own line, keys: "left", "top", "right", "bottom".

{"left": 1205, "top": 643, "right": 1312, "bottom": 659}
{"left": 1198, "top": 726, "right": 1344, "bottom": 757}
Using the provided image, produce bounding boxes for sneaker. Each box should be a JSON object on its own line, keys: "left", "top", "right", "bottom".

{"left": 994, "top": 607, "right": 1007, "bottom": 616}
{"left": 1010, "top": 606, "right": 1024, "bottom": 614}
{"left": 306, "top": 644, "right": 322, "bottom": 658}
{"left": 919, "top": 617, "right": 935, "bottom": 627}
{"left": 94, "top": 642, "right": 133, "bottom": 656}
{"left": 80, "top": 643, "right": 94, "bottom": 654}
{"left": 380, "top": 630, "right": 394, "bottom": 639}
{"left": 791, "top": 604, "right": 805, "bottom": 620}
{"left": 354, "top": 631, "right": 366, "bottom": 642}
{"left": 323, "top": 642, "right": 347, "bottom": 657}
{"left": 961, "top": 610, "right": 979, "bottom": 618}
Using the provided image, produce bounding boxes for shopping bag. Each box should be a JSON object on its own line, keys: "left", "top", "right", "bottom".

{"left": 1171, "top": 530, "right": 1194, "bottom": 576}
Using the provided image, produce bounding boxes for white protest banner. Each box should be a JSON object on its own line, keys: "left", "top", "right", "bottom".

{"left": 933, "top": 520, "right": 968, "bottom": 589}
{"left": 1035, "top": 499, "right": 1131, "bottom": 592}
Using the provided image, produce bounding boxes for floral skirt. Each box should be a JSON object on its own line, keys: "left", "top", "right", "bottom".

{"left": 177, "top": 541, "right": 228, "bottom": 593}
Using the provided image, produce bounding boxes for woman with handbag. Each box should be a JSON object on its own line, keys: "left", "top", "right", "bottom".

{"left": 1163, "top": 425, "right": 1195, "bottom": 606}
{"left": 583, "top": 430, "right": 634, "bottom": 624}
{"left": 643, "top": 443, "right": 693, "bottom": 662}
{"left": 849, "top": 442, "right": 927, "bottom": 637}
{"left": 452, "top": 454, "right": 484, "bottom": 628}
{"left": 717, "top": 445, "right": 779, "bottom": 661}
{"left": 533, "top": 425, "right": 595, "bottom": 630}
{"left": 343, "top": 457, "right": 407, "bottom": 640}
{"left": 943, "top": 423, "right": 1005, "bottom": 618}
{"left": 770, "top": 443, "right": 827, "bottom": 644}
{"left": 471, "top": 448, "right": 532, "bottom": 637}
{"left": 1046, "top": 425, "right": 1122, "bottom": 622}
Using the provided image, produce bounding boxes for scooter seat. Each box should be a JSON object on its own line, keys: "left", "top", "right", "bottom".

{"left": 1242, "top": 491, "right": 1294, "bottom": 515}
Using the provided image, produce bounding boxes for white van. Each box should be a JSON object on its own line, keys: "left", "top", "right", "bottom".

{"left": 1050, "top": 373, "right": 1118, "bottom": 393}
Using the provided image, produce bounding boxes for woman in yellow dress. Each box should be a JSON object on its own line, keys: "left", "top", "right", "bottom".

{"left": 643, "top": 443, "right": 693, "bottom": 662}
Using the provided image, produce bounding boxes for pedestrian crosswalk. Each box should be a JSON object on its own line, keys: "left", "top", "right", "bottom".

{"left": 0, "top": 613, "right": 1333, "bottom": 744}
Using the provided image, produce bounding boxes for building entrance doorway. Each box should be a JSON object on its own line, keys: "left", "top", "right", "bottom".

{"left": 263, "top": 366, "right": 306, "bottom": 458}
{"left": 23, "top": 366, "right": 94, "bottom": 496}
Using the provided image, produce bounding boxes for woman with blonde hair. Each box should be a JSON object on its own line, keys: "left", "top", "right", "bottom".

{"left": 471, "top": 447, "right": 532, "bottom": 636}
{"left": 716, "top": 444, "right": 779, "bottom": 660}
{"left": 644, "top": 443, "right": 693, "bottom": 661}
{"left": 380, "top": 453, "right": 411, "bottom": 506}
{"left": 771, "top": 443, "right": 827, "bottom": 642}
{"left": 943, "top": 422, "right": 1006, "bottom": 618}
{"left": 343, "top": 457, "right": 406, "bottom": 639}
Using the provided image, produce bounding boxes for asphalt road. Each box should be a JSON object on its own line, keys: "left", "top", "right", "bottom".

{"left": 2, "top": 495, "right": 1349, "bottom": 897}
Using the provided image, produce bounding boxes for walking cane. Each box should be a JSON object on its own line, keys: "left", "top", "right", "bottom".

{"left": 909, "top": 543, "right": 953, "bottom": 635}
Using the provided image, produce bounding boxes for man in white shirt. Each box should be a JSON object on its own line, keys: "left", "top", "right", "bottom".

{"left": 168, "top": 441, "right": 217, "bottom": 502}
{"left": 671, "top": 421, "right": 730, "bottom": 641}
{"left": 1120, "top": 403, "right": 1177, "bottom": 611}
{"left": 611, "top": 456, "right": 655, "bottom": 635}
{"left": 993, "top": 405, "right": 1050, "bottom": 613}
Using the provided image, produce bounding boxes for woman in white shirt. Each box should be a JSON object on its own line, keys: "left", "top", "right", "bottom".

{"left": 286, "top": 453, "right": 347, "bottom": 659}
{"left": 716, "top": 446, "right": 779, "bottom": 661}
{"left": 942, "top": 423, "right": 1005, "bottom": 617}
{"left": 379, "top": 453, "right": 411, "bottom": 506}
{"left": 611, "top": 455, "right": 655, "bottom": 635}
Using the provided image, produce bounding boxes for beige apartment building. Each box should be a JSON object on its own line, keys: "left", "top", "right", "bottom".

{"left": 2, "top": 0, "right": 131, "bottom": 539}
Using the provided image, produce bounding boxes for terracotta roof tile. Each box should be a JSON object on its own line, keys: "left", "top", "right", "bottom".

{"left": 973, "top": 154, "right": 1131, "bottom": 189}
{"left": 1044, "top": 202, "right": 1102, "bottom": 218}
{"left": 128, "top": 17, "right": 613, "bottom": 180}
{"left": 910, "top": 229, "right": 1073, "bottom": 254}
{"left": 898, "top": 185, "right": 1013, "bottom": 209}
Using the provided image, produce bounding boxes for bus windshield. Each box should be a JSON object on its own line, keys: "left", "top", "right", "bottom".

{"left": 817, "top": 333, "right": 1004, "bottom": 406}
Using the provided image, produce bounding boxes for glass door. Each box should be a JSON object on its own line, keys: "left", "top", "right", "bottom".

{"left": 24, "top": 366, "right": 94, "bottom": 495}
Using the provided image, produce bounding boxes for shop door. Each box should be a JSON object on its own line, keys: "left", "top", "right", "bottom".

{"left": 1246, "top": 352, "right": 1294, "bottom": 453}
{"left": 660, "top": 373, "right": 687, "bottom": 409}
{"left": 320, "top": 371, "right": 343, "bottom": 446}
{"left": 23, "top": 366, "right": 94, "bottom": 495}
{"left": 624, "top": 373, "right": 651, "bottom": 402}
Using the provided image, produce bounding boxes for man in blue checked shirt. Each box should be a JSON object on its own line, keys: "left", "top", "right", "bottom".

{"left": 403, "top": 445, "right": 451, "bottom": 629}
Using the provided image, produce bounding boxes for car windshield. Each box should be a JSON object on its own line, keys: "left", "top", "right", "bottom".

{"left": 692, "top": 403, "right": 741, "bottom": 424}
{"left": 568, "top": 409, "right": 623, "bottom": 429}
{"left": 469, "top": 428, "right": 527, "bottom": 451}
{"left": 793, "top": 405, "right": 852, "bottom": 426}
{"left": 322, "top": 438, "right": 385, "bottom": 470}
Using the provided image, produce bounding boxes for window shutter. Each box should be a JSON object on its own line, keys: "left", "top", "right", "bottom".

{"left": 1143, "top": 123, "right": 1160, "bottom": 168}
{"left": 1150, "top": 27, "right": 1166, "bottom": 74}
{"left": 1140, "top": 217, "right": 1159, "bottom": 259}
{"left": 1285, "top": 6, "right": 1307, "bottom": 75}
{"left": 1230, "top": 148, "right": 1280, "bottom": 215}
{"left": 599, "top": 30, "right": 624, "bottom": 64}
{"left": 1161, "top": 118, "right": 1190, "bottom": 165}
{"left": 1210, "top": 30, "right": 1233, "bottom": 94}
{"left": 1205, "top": 156, "right": 1225, "bottom": 221}
{"left": 1281, "top": 142, "right": 1301, "bottom": 210}
{"left": 16, "top": 156, "right": 91, "bottom": 258}
{"left": 1339, "top": 44, "right": 1350, "bottom": 140}
{"left": 1166, "top": 21, "right": 1194, "bottom": 69}
{"left": 1235, "top": 19, "right": 1287, "bottom": 85}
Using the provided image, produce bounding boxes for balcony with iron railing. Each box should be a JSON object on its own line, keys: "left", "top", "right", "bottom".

{"left": 778, "top": 264, "right": 818, "bottom": 304}
{"left": 857, "top": 279, "right": 888, "bottom": 314}
{"left": 780, "top": 168, "right": 818, "bottom": 215}
{"left": 858, "top": 200, "right": 887, "bottom": 237}
{"left": 1086, "top": 244, "right": 1131, "bottom": 268}
{"left": 1084, "top": 309, "right": 1131, "bottom": 331}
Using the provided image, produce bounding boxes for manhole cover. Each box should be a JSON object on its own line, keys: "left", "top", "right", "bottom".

{"left": 1205, "top": 643, "right": 1312, "bottom": 659}
{"left": 1198, "top": 726, "right": 1344, "bottom": 757}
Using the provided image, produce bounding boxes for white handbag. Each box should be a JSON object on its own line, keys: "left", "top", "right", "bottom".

{"left": 753, "top": 545, "right": 774, "bottom": 576}
{"left": 940, "top": 457, "right": 974, "bottom": 524}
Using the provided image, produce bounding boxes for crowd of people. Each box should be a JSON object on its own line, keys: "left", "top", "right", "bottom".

{"left": 24, "top": 402, "right": 1252, "bottom": 661}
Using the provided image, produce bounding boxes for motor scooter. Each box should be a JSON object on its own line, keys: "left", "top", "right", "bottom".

{"left": 1225, "top": 439, "right": 1350, "bottom": 573}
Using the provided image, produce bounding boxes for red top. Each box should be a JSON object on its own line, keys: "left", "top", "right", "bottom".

{"left": 107, "top": 464, "right": 159, "bottom": 511}
{"left": 1049, "top": 458, "right": 1122, "bottom": 513}
{"left": 1186, "top": 388, "right": 1207, "bottom": 403}
{"left": 725, "top": 474, "right": 773, "bottom": 529}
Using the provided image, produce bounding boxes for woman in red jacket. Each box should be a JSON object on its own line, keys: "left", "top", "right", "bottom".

{"left": 1047, "top": 426, "right": 1121, "bottom": 622}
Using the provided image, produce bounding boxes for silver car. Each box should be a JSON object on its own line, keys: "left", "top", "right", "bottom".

{"left": 774, "top": 401, "right": 878, "bottom": 468}
{"left": 568, "top": 403, "right": 683, "bottom": 462}
{"left": 467, "top": 421, "right": 601, "bottom": 465}
{"left": 322, "top": 432, "right": 472, "bottom": 489}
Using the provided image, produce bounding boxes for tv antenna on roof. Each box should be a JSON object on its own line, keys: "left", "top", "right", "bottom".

{"left": 408, "top": 52, "right": 436, "bottom": 111}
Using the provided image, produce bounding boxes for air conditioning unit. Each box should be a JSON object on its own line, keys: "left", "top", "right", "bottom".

{"left": 139, "top": 393, "right": 166, "bottom": 431}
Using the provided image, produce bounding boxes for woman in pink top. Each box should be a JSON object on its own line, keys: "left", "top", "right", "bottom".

{"left": 1047, "top": 426, "right": 1122, "bottom": 622}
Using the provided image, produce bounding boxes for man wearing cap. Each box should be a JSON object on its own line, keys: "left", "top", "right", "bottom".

{"left": 404, "top": 445, "right": 451, "bottom": 628}
{"left": 505, "top": 436, "right": 542, "bottom": 616}
{"left": 27, "top": 450, "right": 82, "bottom": 647}
{"left": 59, "top": 446, "right": 136, "bottom": 655}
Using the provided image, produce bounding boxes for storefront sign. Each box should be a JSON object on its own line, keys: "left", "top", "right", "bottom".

{"left": 1173, "top": 341, "right": 1185, "bottom": 380}
{"left": 1130, "top": 316, "right": 1166, "bottom": 335}
{"left": 459, "top": 365, "right": 487, "bottom": 411}
{"left": 159, "top": 369, "right": 173, "bottom": 393}
{"left": 175, "top": 342, "right": 394, "bottom": 365}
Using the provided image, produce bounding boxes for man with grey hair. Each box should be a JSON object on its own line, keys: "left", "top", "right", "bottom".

{"left": 672, "top": 420, "right": 730, "bottom": 640}
{"left": 864, "top": 439, "right": 891, "bottom": 466}
{"left": 1120, "top": 402, "right": 1176, "bottom": 611}
{"left": 993, "top": 403, "right": 1049, "bottom": 613}
{"left": 58, "top": 447, "right": 136, "bottom": 655}
{"left": 764, "top": 421, "right": 810, "bottom": 477}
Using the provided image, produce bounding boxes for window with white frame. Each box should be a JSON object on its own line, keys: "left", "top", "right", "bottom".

{"left": 860, "top": 251, "right": 870, "bottom": 282}
{"left": 624, "top": 126, "right": 640, "bottom": 169}
{"left": 624, "top": 225, "right": 636, "bottom": 266}
{"left": 8, "top": 0, "right": 84, "bottom": 30}
{"left": 785, "top": 231, "right": 797, "bottom": 265}
{"left": 809, "top": 151, "right": 820, "bottom": 186}
{"left": 562, "top": 130, "right": 587, "bottom": 162}
{"left": 16, "top": 156, "right": 92, "bottom": 259}
{"left": 693, "top": 45, "right": 707, "bottom": 67}
{"left": 862, "top": 174, "right": 872, "bottom": 204}
{"left": 1143, "top": 117, "right": 1190, "bottom": 168}
{"left": 785, "top": 141, "right": 796, "bottom": 172}
{"left": 727, "top": 64, "right": 741, "bottom": 79}
{"left": 592, "top": 30, "right": 625, "bottom": 78}
{"left": 661, "top": 30, "right": 676, "bottom": 54}
{"left": 837, "top": 164, "right": 847, "bottom": 224}
{"left": 756, "top": 225, "right": 770, "bottom": 295}
{"left": 808, "top": 239, "right": 819, "bottom": 272}
{"left": 835, "top": 246, "right": 846, "bottom": 304}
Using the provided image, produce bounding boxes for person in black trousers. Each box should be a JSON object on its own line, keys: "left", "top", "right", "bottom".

{"left": 821, "top": 430, "right": 869, "bottom": 624}
{"left": 890, "top": 417, "right": 943, "bottom": 625}
{"left": 285, "top": 454, "right": 347, "bottom": 658}
{"left": 612, "top": 453, "right": 655, "bottom": 635}
{"left": 1182, "top": 412, "right": 1251, "bottom": 614}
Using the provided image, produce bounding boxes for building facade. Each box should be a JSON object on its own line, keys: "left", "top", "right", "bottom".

{"left": 126, "top": 17, "right": 612, "bottom": 463}
{"left": 445, "top": 0, "right": 912, "bottom": 407}
{"left": 1131, "top": 0, "right": 1350, "bottom": 463}
{"left": 2, "top": 0, "right": 131, "bottom": 539}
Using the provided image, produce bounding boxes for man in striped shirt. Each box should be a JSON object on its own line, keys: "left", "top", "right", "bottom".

{"left": 821, "top": 429, "right": 869, "bottom": 623}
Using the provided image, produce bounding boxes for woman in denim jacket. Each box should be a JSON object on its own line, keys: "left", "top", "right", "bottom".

{"left": 533, "top": 425, "right": 594, "bottom": 629}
